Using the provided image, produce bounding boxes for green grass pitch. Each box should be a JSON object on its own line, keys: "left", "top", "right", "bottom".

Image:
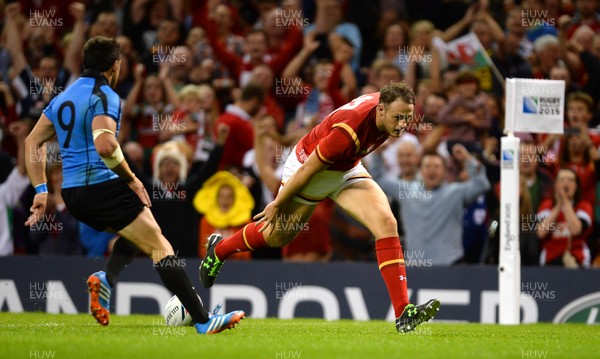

{"left": 1, "top": 313, "right": 599, "bottom": 359}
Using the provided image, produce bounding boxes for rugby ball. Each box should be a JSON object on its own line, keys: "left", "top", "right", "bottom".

{"left": 163, "top": 294, "right": 202, "bottom": 326}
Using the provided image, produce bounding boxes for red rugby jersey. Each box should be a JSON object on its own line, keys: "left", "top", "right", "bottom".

{"left": 295, "top": 93, "right": 389, "bottom": 171}
{"left": 537, "top": 199, "right": 593, "bottom": 265}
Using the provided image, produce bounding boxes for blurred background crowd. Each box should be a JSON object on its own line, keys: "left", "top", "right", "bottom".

{"left": 1, "top": 0, "right": 600, "bottom": 268}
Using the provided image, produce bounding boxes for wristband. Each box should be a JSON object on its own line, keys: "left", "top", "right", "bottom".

{"left": 34, "top": 183, "right": 48, "bottom": 194}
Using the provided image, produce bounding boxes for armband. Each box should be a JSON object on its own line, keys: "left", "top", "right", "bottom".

{"left": 92, "top": 128, "right": 115, "bottom": 141}
{"left": 101, "top": 145, "right": 125, "bottom": 169}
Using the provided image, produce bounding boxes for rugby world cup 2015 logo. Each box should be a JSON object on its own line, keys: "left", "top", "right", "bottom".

{"left": 523, "top": 96, "right": 539, "bottom": 114}
{"left": 502, "top": 149, "right": 515, "bottom": 170}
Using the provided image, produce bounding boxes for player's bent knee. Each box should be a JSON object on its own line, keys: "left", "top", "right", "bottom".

{"left": 266, "top": 232, "right": 298, "bottom": 248}
{"left": 373, "top": 215, "right": 398, "bottom": 238}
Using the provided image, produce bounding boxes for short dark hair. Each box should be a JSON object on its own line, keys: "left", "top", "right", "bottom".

{"left": 421, "top": 152, "right": 446, "bottom": 168}
{"left": 240, "top": 82, "right": 265, "bottom": 103}
{"left": 379, "top": 82, "right": 415, "bottom": 106}
{"left": 567, "top": 91, "right": 594, "bottom": 113}
{"left": 83, "top": 37, "right": 121, "bottom": 72}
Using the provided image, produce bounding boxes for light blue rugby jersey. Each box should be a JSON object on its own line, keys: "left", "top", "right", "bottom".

{"left": 43, "top": 70, "right": 121, "bottom": 188}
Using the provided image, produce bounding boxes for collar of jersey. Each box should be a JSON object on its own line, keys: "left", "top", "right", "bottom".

{"left": 81, "top": 69, "right": 110, "bottom": 86}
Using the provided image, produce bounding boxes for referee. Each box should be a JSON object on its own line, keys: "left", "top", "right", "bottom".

{"left": 24, "top": 37, "right": 244, "bottom": 334}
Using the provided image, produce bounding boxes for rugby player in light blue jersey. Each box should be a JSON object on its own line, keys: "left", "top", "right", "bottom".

{"left": 24, "top": 37, "right": 244, "bottom": 334}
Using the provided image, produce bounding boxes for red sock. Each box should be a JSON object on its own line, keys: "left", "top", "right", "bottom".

{"left": 376, "top": 236, "right": 409, "bottom": 318}
{"left": 214, "top": 222, "right": 269, "bottom": 260}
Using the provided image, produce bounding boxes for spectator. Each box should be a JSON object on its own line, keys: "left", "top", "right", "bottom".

{"left": 249, "top": 65, "right": 286, "bottom": 132}
{"left": 4, "top": 3, "right": 83, "bottom": 119}
{"left": 376, "top": 22, "right": 409, "bottom": 75}
{"left": 166, "top": 84, "right": 205, "bottom": 152}
{"left": 530, "top": 35, "right": 562, "bottom": 79}
{"left": 282, "top": 32, "right": 356, "bottom": 138}
{"left": 206, "top": 24, "right": 301, "bottom": 87}
{"left": 194, "top": 171, "right": 254, "bottom": 260}
{"left": 397, "top": 145, "right": 490, "bottom": 266}
{"left": 370, "top": 61, "right": 403, "bottom": 91}
{"left": 216, "top": 82, "right": 265, "bottom": 170}
{"left": 564, "top": 29, "right": 600, "bottom": 104}
{"left": 126, "top": 0, "right": 175, "bottom": 55}
{"left": 520, "top": 140, "right": 555, "bottom": 214}
{"left": 122, "top": 64, "right": 180, "bottom": 160}
{"left": 130, "top": 125, "right": 228, "bottom": 256}
{"left": 537, "top": 168, "right": 593, "bottom": 267}
{"left": 420, "top": 92, "right": 449, "bottom": 155}
{"left": 563, "top": 0, "right": 600, "bottom": 39}
{"left": 0, "top": 121, "right": 31, "bottom": 256}
{"left": 437, "top": 70, "right": 490, "bottom": 155}
{"left": 557, "top": 126, "right": 597, "bottom": 206}
{"left": 370, "top": 139, "right": 424, "bottom": 249}
{"left": 404, "top": 20, "right": 442, "bottom": 92}
{"left": 304, "top": 0, "right": 363, "bottom": 71}
{"left": 89, "top": 12, "right": 119, "bottom": 39}
{"left": 141, "top": 19, "right": 184, "bottom": 74}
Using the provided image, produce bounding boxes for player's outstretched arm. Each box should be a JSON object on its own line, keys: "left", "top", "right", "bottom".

{"left": 92, "top": 115, "right": 151, "bottom": 207}
{"left": 24, "top": 115, "right": 57, "bottom": 226}
{"left": 254, "top": 151, "right": 328, "bottom": 233}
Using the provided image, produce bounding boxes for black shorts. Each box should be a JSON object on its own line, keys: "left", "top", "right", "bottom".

{"left": 62, "top": 179, "right": 145, "bottom": 232}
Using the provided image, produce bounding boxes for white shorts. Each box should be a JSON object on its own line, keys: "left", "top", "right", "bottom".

{"left": 280, "top": 147, "right": 372, "bottom": 205}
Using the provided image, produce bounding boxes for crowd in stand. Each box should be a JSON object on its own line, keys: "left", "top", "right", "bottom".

{"left": 1, "top": 0, "right": 600, "bottom": 268}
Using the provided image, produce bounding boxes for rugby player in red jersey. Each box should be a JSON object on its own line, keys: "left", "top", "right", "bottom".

{"left": 200, "top": 82, "right": 440, "bottom": 332}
